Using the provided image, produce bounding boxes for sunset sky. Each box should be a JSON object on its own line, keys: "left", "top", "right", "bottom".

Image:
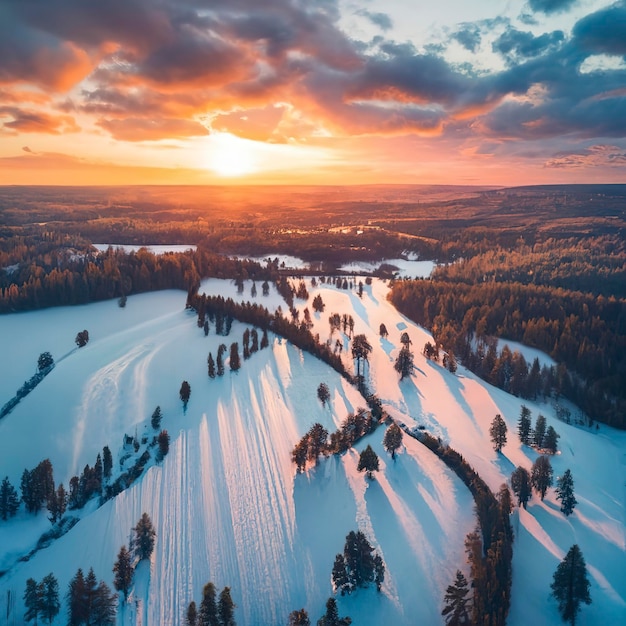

{"left": 1, "top": 0, "right": 625, "bottom": 185}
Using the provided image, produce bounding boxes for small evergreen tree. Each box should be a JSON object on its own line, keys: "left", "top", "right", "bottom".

{"left": 91, "top": 579, "right": 117, "bottom": 625}
{"left": 292, "top": 437, "right": 309, "bottom": 473}
{"left": 531, "top": 455, "right": 554, "bottom": 500}
{"left": 187, "top": 601, "right": 198, "bottom": 626}
{"left": 250, "top": 329, "right": 259, "bottom": 353}
{"left": 357, "top": 445, "right": 379, "bottom": 479}
{"left": 260, "top": 329, "right": 269, "bottom": 349}
{"left": 217, "top": 587, "right": 236, "bottom": 626}
{"left": 517, "top": 405, "right": 532, "bottom": 445}
{"left": 551, "top": 544, "right": 591, "bottom": 625}
{"left": 511, "top": 466, "right": 532, "bottom": 509}
{"left": 317, "top": 382, "right": 331, "bottom": 407}
{"left": 67, "top": 568, "right": 87, "bottom": 626}
{"left": 262, "top": 280, "right": 270, "bottom": 296}
{"left": 289, "top": 609, "right": 310, "bottom": 626}
{"left": 441, "top": 570, "right": 470, "bottom": 625}
{"left": 556, "top": 469, "right": 577, "bottom": 516}
{"left": 75, "top": 330, "right": 89, "bottom": 348}
{"left": 0, "top": 476, "right": 20, "bottom": 520}
{"left": 103, "top": 446, "right": 113, "bottom": 479}
{"left": 394, "top": 345, "right": 414, "bottom": 380}
{"left": 307, "top": 423, "right": 329, "bottom": 463}
{"left": 113, "top": 545, "right": 133, "bottom": 601}
{"left": 157, "top": 430, "right": 170, "bottom": 460}
{"left": 489, "top": 414, "right": 507, "bottom": 452}
{"left": 312, "top": 294, "right": 325, "bottom": 312}
{"left": 39, "top": 573, "right": 60, "bottom": 624}
{"left": 533, "top": 414, "right": 547, "bottom": 448}
{"left": 332, "top": 554, "right": 350, "bottom": 596}
{"left": 180, "top": 381, "right": 191, "bottom": 410}
{"left": 199, "top": 582, "right": 218, "bottom": 626}
{"left": 151, "top": 406, "right": 163, "bottom": 430}
{"left": 229, "top": 343, "right": 241, "bottom": 372}
{"left": 317, "top": 597, "right": 351, "bottom": 626}
{"left": 38, "top": 352, "right": 54, "bottom": 371}
{"left": 383, "top": 423, "right": 403, "bottom": 459}
{"left": 216, "top": 350, "right": 225, "bottom": 376}
{"left": 374, "top": 553, "right": 385, "bottom": 591}
{"left": 379, "top": 323, "right": 388, "bottom": 338}
{"left": 204, "top": 320, "right": 210, "bottom": 336}
{"left": 23, "top": 578, "right": 40, "bottom": 624}
{"left": 133, "top": 512, "right": 156, "bottom": 561}
{"left": 544, "top": 425, "right": 560, "bottom": 454}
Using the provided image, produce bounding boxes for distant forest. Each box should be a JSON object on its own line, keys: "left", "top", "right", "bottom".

{"left": 1, "top": 184, "right": 624, "bottom": 428}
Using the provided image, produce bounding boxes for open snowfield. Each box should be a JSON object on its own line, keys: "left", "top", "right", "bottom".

{"left": 0, "top": 277, "right": 624, "bottom": 625}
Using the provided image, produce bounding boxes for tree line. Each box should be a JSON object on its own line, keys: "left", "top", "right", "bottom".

{"left": 389, "top": 280, "right": 626, "bottom": 428}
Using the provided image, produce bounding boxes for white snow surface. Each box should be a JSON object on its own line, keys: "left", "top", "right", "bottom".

{"left": 92, "top": 244, "right": 197, "bottom": 255}
{"left": 0, "top": 278, "right": 623, "bottom": 625}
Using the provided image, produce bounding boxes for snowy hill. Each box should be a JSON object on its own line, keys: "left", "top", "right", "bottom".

{"left": 0, "top": 278, "right": 624, "bottom": 625}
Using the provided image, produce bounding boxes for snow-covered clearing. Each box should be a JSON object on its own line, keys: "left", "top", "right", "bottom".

{"left": 92, "top": 244, "right": 197, "bottom": 255}
{"left": 0, "top": 277, "right": 623, "bottom": 625}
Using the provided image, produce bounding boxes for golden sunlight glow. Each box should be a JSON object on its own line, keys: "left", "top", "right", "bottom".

{"left": 207, "top": 133, "right": 257, "bottom": 177}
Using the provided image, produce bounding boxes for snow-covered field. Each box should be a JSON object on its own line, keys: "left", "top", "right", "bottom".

{"left": 0, "top": 278, "right": 624, "bottom": 625}
{"left": 92, "top": 244, "right": 197, "bottom": 255}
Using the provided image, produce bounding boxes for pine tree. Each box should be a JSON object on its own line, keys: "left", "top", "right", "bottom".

{"left": 556, "top": 469, "right": 577, "bottom": 516}
{"left": 229, "top": 343, "right": 241, "bottom": 372}
{"left": 531, "top": 455, "right": 554, "bottom": 500}
{"left": 113, "top": 545, "right": 133, "bottom": 601}
{"left": 383, "top": 423, "right": 403, "bottom": 459}
{"left": 291, "top": 438, "right": 309, "bottom": 473}
{"left": 307, "top": 423, "right": 328, "bottom": 463}
{"left": 180, "top": 381, "right": 191, "bottom": 410}
{"left": 317, "top": 597, "right": 351, "bottom": 626}
{"left": 158, "top": 430, "right": 170, "bottom": 460}
{"left": 0, "top": 475, "right": 20, "bottom": 520}
{"left": 250, "top": 329, "right": 259, "bottom": 353}
{"left": 441, "top": 570, "right": 470, "bottom": 625}
{"left": 517, "top": 405, "right": 532, "bottom": 445}
{"left": 151, "top": 406, "right": 163, "bottom": 430}
{"left": 511, "top": 466, "right": 532, "bottom": 509}
{"left": 351, "top": 334, "right": 372, "bottom": 381}
{"left": 199, "top": 582, "right": 219, "bottom": 626}
{"left": 317, "top": 382, "right": 331, "bottom": 407}
{"left": 357, "top": 445, "right": 379, "bottom": 479}
{"left": 67, "top": 568, "right": 88, "bottom": 626}
{"left": 379, "top": 323, "right": 388, "bottom": 338}
{"left": 260, "top": 329, "right": 269, "bottom": 349}
{"left": 39, "top": 573, "right": 60, "bottom": 624}
{"left": 544, "top": 425, "right": 560, "bottom": 454}
{"left": 91, "top": 579, "right": 117, "bottom": 625}
{"left": 533, "top": 414, "right": 547, "bottom": 448}
{"left": 37, "top": 352, "right": 54, "bottom": 371}
{"left": 103, "top": 446, "right": 113, "bottom": 479}
{"left": 394, "top": 345, "right": 414, "bottom": 380}
{"left": 374, "top": 553, "right": 385, "bottom": 591}
{"left": 133, "top": 512, "right": 156, "bottom": 561}
{"left": 217, "top": 587, "right": 236, "bottom": 626}
{"left": 332, "top": 554, "right": 350, "bottom": 596}
{"left": 342, "top": 530, "right": 381, "bottom": 590}
{"left": 216, "top": 349, "right": 225, "bottom": 376}
{"left": 312, "top": 294, "right": 325, "bottom": 312}
{"left": 23, "top": 578, "right": 40, "bottom": 624}
{"left": 489, "top": 414, "right": 507, "bottom": 452}
{"left": 187, "top": 601, "right": 198, "bottom": 626}
{"left": 551, "top": 544, "right": 591, "bottom": 625}
{"left": 289, "top": 609, "right": 310, "bottom": 626}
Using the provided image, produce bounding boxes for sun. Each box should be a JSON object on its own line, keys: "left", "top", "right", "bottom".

{"left": 208, "top": 133, "right": 257, "bottom": 177}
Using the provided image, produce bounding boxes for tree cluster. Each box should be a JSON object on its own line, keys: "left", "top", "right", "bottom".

{"left": 331, "top": 530, "right": 385, "bottom": 595}
{"left": 66, "top": 567, "right": 117, "bottom": 625}
{"left": 185, "top": 581, "right": 237, "bottom": 626}
{"left": 23, "top": 573, "right": 60, "bottom": 624}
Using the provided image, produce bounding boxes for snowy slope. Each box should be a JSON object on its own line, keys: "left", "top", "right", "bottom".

{"left": 0, "top": 278, "right": 624, "bottom": 625}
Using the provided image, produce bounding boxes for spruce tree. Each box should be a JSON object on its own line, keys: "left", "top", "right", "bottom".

{"left": 133, "top": 512, "right": 156, "bottom": 561}
{"left": 291, "top": 438, "right": 309, "bottom": 473}
{"left": 517, "top": 405, "right": 532, "bottom": 445}
{"left": 91, "top": 579, "right": 117, "bottom": 625}
{"left": 216, "top": 350, "right": 225, "bottom": 377}
{"left": 260, "top": 329, "right": 269, "bottom": 349}
{"left": 374, "top": 553, "right": 385, "bottom": 591}
{"left": 289, "top": 609, "right": 310, "bottom": 626}
{"left": 158, "top": 430, "right": 170, "bottom": 460}
{"left": 394, "top": 345, "right": 414, "bottom": 380}
{"left": 332, "top": 554, "right": 350, "bottom": 596}
{"left": 556, "top": 469, "right": 577, "bottom": 516}
{"left": 199, "top": 582, "right": 218, "bottom": 626}
{"left": 551, "top": 544, "right": 591, "bottom": 625}
{"left": 67, "top": 568, "right": 88, "bottom": 626}
{"left": 307, "top": 423, "right": 328, "bottom": 463}
{"left": 489, "top": 414, "right": 507, "bottom": 452}
{"left": 151, "top": 406, "right": 163, "bottom": 430}
{"left": 441, "top": 570, "right": 470, "bottom": 625}
{"left": 23, "top": 578, "right": 40, "bottom": 624}
{"left": 383, "top": 423, "right": 403, "bottom": 459}
{"left": 113, "top": 545, "right": 133, "bottom": 601}
{"left": 39, "top": 573, "right": 60, "bottom": 624}
{"left": 0, "top": 476, "right": 20, "bottom": 520}
{"left": 357, "top": 445, "right": 379, "bottom": 479}
{"left": 544, "top": 425, "right": 560, "bottom": 454}
{"left": 511, "top": 466, "right": 532, "bottom": 509}
{"left": 187, "top": 601, "right": 198, "bottom": 626}
{"left": 531, "top": 455, "right": 553, "bottom": 500}
{"left": 217, "top": 587, "right": 236, "bottom": 626}
{"left": 180, "top": 381, "right": 191, "bottom": 410}
{"left": 533, "top": 414, "right": 547, "bottom": 448}
{"left": 229, "top": 343, "right": 241, "bottom": 372}
{"left": 317, "top": 382, "right": 331, "bottom": 407}
{"left": 317, "top": 597, "right": 351, "bottom": 626}
{"left": 250, "top": 329, "right": 259, "bottom": 353}
{"left": 103, "top": 446, "right": 113, "bottom": 479}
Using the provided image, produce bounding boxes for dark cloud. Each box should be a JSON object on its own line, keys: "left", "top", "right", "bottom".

{"left": 0, "top": 106, "right": 79, "bottom": 134}
{"left": 545, "top": 144, "right": 626, "bottom": 168}
{"left": 493, "top": 28, "right": 565, "bottom": 62}
{"left": 356, "top": 9, "right": 393, "bottom": 31}
{"left": 22, "top": 146, "right": 34, "bottom": 153}
{"left": 573, "top": 2, "right": 626, "bottom": 56}
{"left": 453, "top": 25, "right": 482, "bottom": 53}
{"left": 528, "top": 0, "right": 578, "bottom": 14}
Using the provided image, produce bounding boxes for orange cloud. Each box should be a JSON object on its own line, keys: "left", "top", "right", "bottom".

{"left": 0, "top": 107, "right": 80, "bottom": 134}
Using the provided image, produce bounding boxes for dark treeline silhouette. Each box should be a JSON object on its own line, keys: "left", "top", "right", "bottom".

{"left": 0, "top": 238, "right": 277, "bottom": 313}
{"left": 390, "top": 280, "right": 626, "bottom": 428}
